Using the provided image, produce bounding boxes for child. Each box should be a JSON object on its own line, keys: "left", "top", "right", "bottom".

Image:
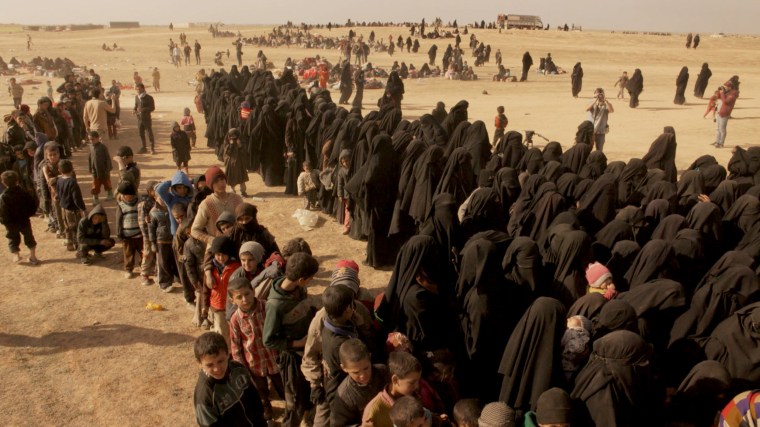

{"left": 0, "top": 171, "right": 38, "bottom": 264}
{"left": 336, "top": 150, "right": 352, "bottom": 234}
{"left": 331, "top": 339, "right": 390, "bottom": 427}
{"left": 223, "top": 128, "right": 249, "bottom": 197}
{"left": 184, "top": 218, "right": 210, "bottom": 328}
{"left": 614, "top": 71, "right": 629, "bottom": 99}
{"left": 208, "top": 235, "right": 241, "bottom": 341}
{"left": 322, "top": 285, "right": 361, "bottom": 421}
{"left": 297, "top": 160, "right": 320, "bottom": 210}
{"left": 87, "top": 131, "right": 113, "bottom": 205}
{"left": 226, "top": 241, "right": 266, "bottom": 318}
{"left": 115, "top": 181, "right": 142, "bottom": 279}
{"left": 170, "top": 121, "right": 191, "bottom": 175}
{"left": 149, "top": 195, "right": 175, "bottom": 292}
{"left": 55, "top": 159, "right": 86, "bottom": 252}
{"left": 171, "top": 202, "right": 194, "bottom": 307}
{"left": 113, "top": 145, "right": 141, "bottom": 190}
{"left": 138, "top": 180, "right": 158, "bottom": 286}
{"left": 362, "top": 351, "right": 423, "bottom": 427}
{"left": 704, "top": 87, "right": 721, "bottom": 121}
{"left": 106, "top": 97, "right": 118, "bottom": 140}
{"left": 561, "top": 315, "right": 591, "bottom": 383}
{"left": 452, "top": 399, "right": 481, "bottom": 427}
{"left": 585, "top": 262, "right": 617, "bottom": 300}
{"left": 39, "top": 143, "right": 63, "bottom": 235}
{"left": 13, "top": 143, "right": 35, "bottom": 196}
{"left": 156, "top": 170, "right": 194, "bottom": 236}
{"left": 389, "top": 396, "right": 430, "bottom": 427}
{"left": 180, "top": 107, "right": 197, "bottom": 147}
{"left": 264, "top": 252, "right": 320, "bottom": 427}
{"left": 77, "top": 204, "right": 115, "bottom": 265}
{"left": 193, "top": 332, "right": 267, "bottom": 427}
{"left": 228, "top": 277, "right": 284, "bottom": 421}
{"left": 493, "top": 106, "right": 508, "bottom": 146}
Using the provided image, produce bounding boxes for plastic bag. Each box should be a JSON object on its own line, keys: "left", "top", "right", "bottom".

{"left": 292, "top": 208, "right": 319, "bottom": 230}
{"left": 145, "top": 302, "right": 165, "bottom": 311}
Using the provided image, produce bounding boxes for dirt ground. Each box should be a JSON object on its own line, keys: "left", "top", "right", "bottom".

{"left": 0, "top": 24, "right": 758, "bottom": 426}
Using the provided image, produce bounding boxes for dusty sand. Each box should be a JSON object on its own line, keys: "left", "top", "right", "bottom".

{"left": 0, "top": 24, "right": 758, "bottom": 426}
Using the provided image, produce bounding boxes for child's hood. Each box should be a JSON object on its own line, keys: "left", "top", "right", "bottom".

{"left": 88, "top": 204, "right": 106, "bottom": 220}
{"left": 170, "top": 170, "right": 193, "bottom": 193}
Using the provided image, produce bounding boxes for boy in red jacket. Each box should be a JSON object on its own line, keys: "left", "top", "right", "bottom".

{"left": 208, "top": 235, "right": 240, "bottom": 344}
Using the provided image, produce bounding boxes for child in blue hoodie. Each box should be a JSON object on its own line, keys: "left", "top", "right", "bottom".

{"left": 156, "top": 170, "right": 194, "bottom": 236}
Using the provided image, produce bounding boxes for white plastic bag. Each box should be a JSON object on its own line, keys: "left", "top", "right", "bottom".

{"left": 292, "top": 209, "right": 319, "bottom": 230}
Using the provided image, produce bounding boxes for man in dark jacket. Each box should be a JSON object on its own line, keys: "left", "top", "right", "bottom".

{"left": 133, "top": 83, "right": 156, "bottom": 154}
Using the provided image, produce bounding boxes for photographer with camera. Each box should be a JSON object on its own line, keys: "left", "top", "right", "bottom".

{"left": 713, "top": 80, "right": 738, "bottom": 148}
{"left": 586, "top": 88, "right": 614, "bottom": 151}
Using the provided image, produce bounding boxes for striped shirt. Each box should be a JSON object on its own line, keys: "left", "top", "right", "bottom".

{"left": 190, "top": 192, "right": 243, "bottom": 244}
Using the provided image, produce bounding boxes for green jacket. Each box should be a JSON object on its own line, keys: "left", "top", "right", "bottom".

{"left": 263, "top": 276, "right": 315, "bottom": 351}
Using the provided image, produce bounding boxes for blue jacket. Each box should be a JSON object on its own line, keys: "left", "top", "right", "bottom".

{"left": 156, "top": 170, "right": 193, "bottom": 235}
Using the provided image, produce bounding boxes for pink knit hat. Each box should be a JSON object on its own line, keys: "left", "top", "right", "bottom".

{"left": 586, "top": 262, "right": 612, "bottom": 288}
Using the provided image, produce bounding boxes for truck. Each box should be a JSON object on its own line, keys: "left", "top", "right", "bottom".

{"left": 497, "top": 14, "right": 544, "bottom": 30}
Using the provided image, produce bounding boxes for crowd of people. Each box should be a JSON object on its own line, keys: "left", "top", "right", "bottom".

{"left": 2, "top": 23, "right": 758, "bottom": 427}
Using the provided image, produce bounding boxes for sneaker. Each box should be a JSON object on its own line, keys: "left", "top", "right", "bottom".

{"left": 123, "top": 272, "right": 135, "bottom": 279}
{"left": 201, "top": 318, "right": 212, "bottom": 330}
{"left": 28, "top": 257, "right": 39, "bottom": 266}
{"left": 141, "top": 276, "right": 154, "bottom": 286}
{"left": 81, "top": 256, "right": 92, "bottom": 265}
{"left": 161, "top": 285, "right": 174, "bottom": 293}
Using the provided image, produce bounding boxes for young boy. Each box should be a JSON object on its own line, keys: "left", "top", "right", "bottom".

{"left": 113, "top": 145, "right": 141, "bottom": 190}
{"left": 13, "top": 143, "right": 35, "bottom": 195}
{"left": 228, "top": 277, "right": 284, "bottom": 421}
{"left": 55, "top": 159, "right": 86, "bottom": 252}
{"left": 362, "top": 351, "right": 423, "bottom": 427}
{"left": 87, "top": 131, "right": 113, "bottom": 205}
{"left": 106, "top": 97, "right": 118, "bottom": 140}
{"left": 390, "top": 396, "right": 430, "bottom": 427}
{"left": 493, "top": 106, "right": 508, "bottom": 146}
{"left": 264, "top": 252, "right": 320, "bottom": 427}
{"left": 155, "top": 170, "right": 193, "bottom": 236}
{"left": 331, "top": 339, "right": 389, "bottom": 427}
{"left": 39, "top": 143, "right": 63, "bottom": 235}
{"left": 138, "top": 180, "right": 158, "bottom": 286}
{"left": 226, "top": 241, "right": 266, "bottom": 319}
{"left": 614, "top": 71, "right": 629, "bottom": 99}
{"left": 77, "top": 204, "right": 115, "bottom": 264}
{"left": 297, "top": 160, "right": 320, "bottom": 210}
{"left": 208, "top": 236, "right": 241, "bottom": 341}
{"left": 181, "top": 107, "right": 197, "bottom": 147}
{"left": 115, "top": 181, "right": 142, "bottom": 279}
{"left": 0, "top": 171, "right": 39, "bottom": 264}
{"left": 336, "top": 150, "right": 352, "bottom": 235}
{"left": 302, "top": 265, "right": 375, "bottom": 427}
{"left": 171, "top": 202, "right": 194, "bottom": 306}
{"left": 184, "top": 218, "right": 210, "bottom": 329}
{"left": 193, "top": 332, "right": 267, "bottom": 427}
{"left": 452, "top": 399, "right": 481, "bottom": 427}
{"left": 149, "top": 195, "right": 175, "bottom": 292}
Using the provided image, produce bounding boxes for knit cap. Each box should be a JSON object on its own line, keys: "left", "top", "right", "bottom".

{"left": 215, "top": 211, "right": 236, "bottom": 232}
{"left": 336, "top": 259, "right": 360, "bottom": 273}
{"left": 478, "top": 402, "right": 516, "bottom": 427}
{"left": 536, "top": 388, "right": 573, "bottom": 424}
{"left": 239, "top": 241, "right": 265, "bottom": 264}
{"left": 204, "top": 165, "right": 226, "bottom": 187}
{"left": 331, "top": 266, "right": 360, "bottom": 295}
{"left": 585, "top": 262, "right": 612, "bottom": 289}
{"left": 209, "top": 236, "right": 236, "bottom": 259}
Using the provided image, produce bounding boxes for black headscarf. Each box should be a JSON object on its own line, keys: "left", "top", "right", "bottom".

{"left": 668, "top": 360, "right": 730, "bottom": 427}
{"left": 642, "top": 130, "right": 678, "bottom": 183}
{"left": 551, "top": 229, "right": 592, "bottom": 306}
{"left": 498, "top": 131, "right": 526, "bottom": 169}
{"left": 492, "top": 167, "right": 521, "bottom": 214}
{"left": 623, "top": 239, "right": 676, "bottom": 290}
{"left": 576, "top": 175, "right": 618, "bottom": 235}
{"left": 650, "top": 214, "right": 687, "bottom": 241}
{"left": 592, "top": 300, "right": 639, "bottom": 339}
{"left": 702, "top": 301, "right": 760, "bottom": 385}
{"left": 560, "top": 142, "right": 591, "bottom": 175}
{"left": 579, "top": 150, "right": 607, "bottom": 180}
{"left": 461, "top": 188, "right": 505, "bottom": 239}
{"left": 435, "top": 147, "right": 476, "bottom": 206}
{"left": 606, "top": 241, "right": 640, "bottom": 288}
{"left": 542, "top": 141, "right": 563, "bottom": 163}
{"left": 592, "top": 219, "right": 635, "bottom": 264}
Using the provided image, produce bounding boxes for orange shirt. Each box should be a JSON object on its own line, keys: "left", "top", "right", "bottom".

{"left": 210, "top": 260, "right": 241, "bottom": 310}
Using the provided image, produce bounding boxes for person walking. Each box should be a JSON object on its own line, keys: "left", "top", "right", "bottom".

{"left": 713, "top": 81, "right": 738, "bottom": 148}
{"left": 133, "top": 83, "right": 156, "bottom": 154}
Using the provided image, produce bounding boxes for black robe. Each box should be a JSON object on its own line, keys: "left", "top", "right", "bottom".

{"left": 693, "top": 63, "right": 712, "bottom": 98}
{"left": 571, "top": 62, "right": 583, "bottom": 97}
{"left": 626, "top": 69, "right": 644, "bottom": 108}
{"left": 252, "top": 104, "right": 285, "bottom": 186}
{"left": 642, "top": 131, "right": 677, "bottom": 183}
{"left": 435, "top": 147, "right": 475, "bottom": 207}
{"left": 338, "top": 63, "right": 353, "bottom": 104}
{"left": 674, "top": 66, "right": 689, "bottom": 105}
{"left": 623, "top": 239, "right": 676, "bottom": 290}
{"left": 520, "top": 51, "right": 533, "bottom": 82}
{"left": 701, "top": 301, "right": 760, "bottom": 387}
{"left": 498, "top": 297, "right": 566, "bottom": 416}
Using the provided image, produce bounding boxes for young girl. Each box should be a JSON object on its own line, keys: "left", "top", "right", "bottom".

{"left": 170, "top": 122, "right": 191, "bottom": 174}
{"left": 180, "top": 107, "right": 197, "bottom": 147}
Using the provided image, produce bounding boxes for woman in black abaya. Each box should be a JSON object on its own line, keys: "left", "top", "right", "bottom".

{"left": 642, "top": 127, "right": 678, "bottom": 183}
{"left": 626, "top": 68, "right": 644, "bottom": 108}
{"left": 389, "top": 139, "right": 428, "bottom": 241}
{"left": 623, "top": 239, "right": 677, "bottom": 290}
{"left": 346, "top": 133, "right": 397, "bottom": 268}
{"left": 435, "top": 147, "right": 476, "bottom": 206}
{"left": 337, "top": 61, "right": 353, "bottom": 105}
{"left": 253, "top": 101, "right": 286, "bottom": 186}
{"left": 408, "top": 145, "right": 445, "bottom": 225}
{"left": 550, "top": 229, "right": 592, "bottom": 307}
{"left": 571, "top": 62, "right": 583, "bottom": 97}
{"left": 674, "top": 66, "right": 689, "bottom": 105}
{"left": 498, "top": 297, "right": 566, "bottom": 417}
{"left": 667, "top": 361, "right": 731, "bottom": 427}
{"left": 701, "top": 301, "right": 760, "bottom": 387}
{"left": 464, "top": 121, "right": 492, "bottom": 177}
{"left": 571, "top": 330, "right": 653, "bottom": 427}
{"left": 441, "top": 100, "right": 469, "bottom": 137}
{"left": 693, "top": 63, "right": 712, "bottom": 98}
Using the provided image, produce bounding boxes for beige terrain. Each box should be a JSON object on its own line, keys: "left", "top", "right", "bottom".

{"left": 0, "top": 24, "right": 758, "bottom": 426}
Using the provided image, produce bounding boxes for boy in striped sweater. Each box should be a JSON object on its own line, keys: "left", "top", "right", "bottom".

{"left": 115, "top": 181, "right": 142, "bottom": 279}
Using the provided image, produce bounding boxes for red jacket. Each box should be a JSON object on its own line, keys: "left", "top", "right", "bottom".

{"left": 211, "top": 260, "right": 241, "bottom": 310}
{"left": 718, "top": 88, "right": 738, "bottom": 118}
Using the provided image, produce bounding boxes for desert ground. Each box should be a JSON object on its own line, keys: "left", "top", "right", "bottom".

{"left": 0, "top": 23, "right": 758, "bottom": 426}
